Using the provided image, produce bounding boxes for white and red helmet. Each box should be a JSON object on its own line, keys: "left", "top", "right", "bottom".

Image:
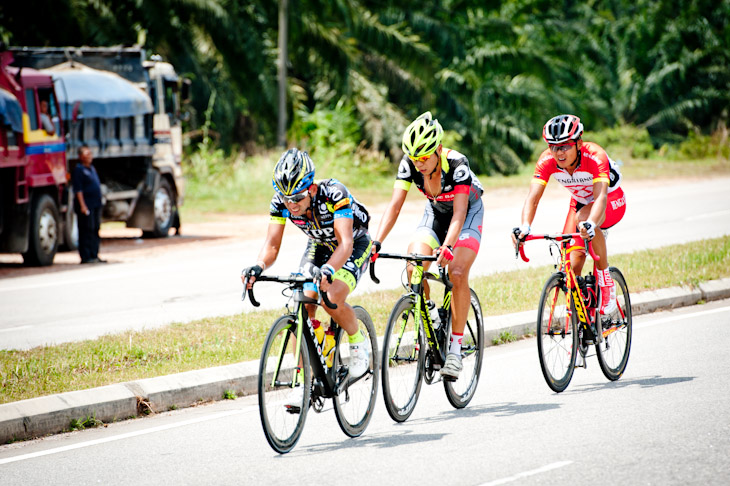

{"left": 542, "top": 114, "right": 584, "bottom": 144}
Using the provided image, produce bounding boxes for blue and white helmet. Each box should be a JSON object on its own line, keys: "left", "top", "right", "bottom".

{"left": 272, "top": 148, "right": 315, "bottom": 196}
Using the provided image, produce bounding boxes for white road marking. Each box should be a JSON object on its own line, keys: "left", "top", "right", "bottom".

{"left": 0, "top": 326, "right": 32, "bottom": 334}
{"left": 478, "top": 461, "right": 573, "bottom": 485}
{"left": 639, "top": 305, "right": 730, "bottom": 327}
{"left": 0, "top": 408, "right": 250, "bottom": 465}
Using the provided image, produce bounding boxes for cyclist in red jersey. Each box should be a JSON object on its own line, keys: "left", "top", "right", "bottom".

{"left": 511, "top": 114, "right": 626, "bottom": 314}
{"left": 372, "top": 112, "right": 485, "bottom": 380}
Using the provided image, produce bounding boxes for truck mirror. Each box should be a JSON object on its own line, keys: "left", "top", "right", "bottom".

{"left": 72, "top": 101, "right": 82, "bottom": 122}
{"left": 181, "top": 78, "right": 191, "bottom": 102}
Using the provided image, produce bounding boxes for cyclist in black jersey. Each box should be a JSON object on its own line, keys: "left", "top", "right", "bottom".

{"left": 242, "top": 149, "right": 373, "bottom": 387}
{"left": 371, "top": 112, "right": 485, "bottom": 380}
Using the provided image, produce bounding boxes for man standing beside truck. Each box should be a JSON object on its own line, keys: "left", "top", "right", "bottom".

{"left": 72, "top": 145, "right": 106, "bottom": 264}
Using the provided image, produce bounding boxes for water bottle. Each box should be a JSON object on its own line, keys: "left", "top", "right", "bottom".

{"left": 324, "top": 329, "right": 336, "bottom": 368}
{"left": 311, "top": 318, "right": 325, "bottom": 345}
{"left": 427, "top": 300, "right": 441, "bottom": 329}
{"left": 585, "top": 274, "right": 597, "bottom": 309}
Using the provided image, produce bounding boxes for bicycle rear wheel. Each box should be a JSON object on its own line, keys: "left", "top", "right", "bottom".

{"left": 444, "top": 289, "right": 484, "bottom": 408}
{"left": 381, "top": 295, "right": 425, "bottom": 422}
{"left": 596, "top": 267, "right": 632, "bottom": 380}
{"left": 333, "top": 306, "right": 379, "bottom": 437}
{"left": 537, "top": 273, "right": 578, "bottom": 393}
{"left": 258, "top": 315, "right": 311, "bottom": 454}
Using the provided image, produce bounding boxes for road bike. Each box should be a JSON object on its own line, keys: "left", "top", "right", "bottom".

{"left": 515, "top": 232, "right": 632, "bottom": 392}
{"left": 243, "top": 274, "right": 379, "bottom": 453}
{"left": 370, "top": 252, "right": 484, "bottom": 422}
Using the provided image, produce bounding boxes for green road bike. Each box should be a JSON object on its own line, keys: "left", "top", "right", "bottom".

{"left": 244, "top": 274, "right": 379, "bottom": 453}
{"left": 370, "top": 252, "right": 484, "bottom": 422}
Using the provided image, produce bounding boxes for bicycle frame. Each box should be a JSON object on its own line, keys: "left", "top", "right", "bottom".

{"left": 243, "top": 275, "right": 346, "bottom": 399}
{"left": 517, "top": 232, "right": 627, "bottom": 341}
{"left": 371, "top": 253, "right": 452, "bottom": 367}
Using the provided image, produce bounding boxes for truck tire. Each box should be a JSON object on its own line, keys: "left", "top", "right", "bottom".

{"left": 61, "top": 192, "right": 79, "bottom": 252}
{"left": 23, "top": 194, "right": 60, "bottom": 266}
{"left": 143, "top": 178, "right": 177, "bottom": 238}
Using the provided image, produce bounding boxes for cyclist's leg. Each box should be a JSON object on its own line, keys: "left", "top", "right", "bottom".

{"left": 321, "top": 235, "right": 372, "bottom": 336}
{"left": 449, "top": 199, "right": 483, "bottom": 337}
{"left": 407, "top": 204, "right": 446, "bottom": 299}
{"left": 299, "top": 239, "right": 328, "bottom": 317}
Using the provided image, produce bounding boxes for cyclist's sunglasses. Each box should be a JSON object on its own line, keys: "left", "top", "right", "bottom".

{"left": 548, "top": 142, "right": 576, "bottom": 153}
{"left": 408, "top": 153, "right": 432, "bottom": 163}
{"left": 282, "top": 190, "right": 309, "bottom": 203}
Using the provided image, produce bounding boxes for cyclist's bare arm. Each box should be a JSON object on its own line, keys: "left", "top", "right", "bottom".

{"left": 373, "top": 187, "right": 408, "bottom": 247}
{"left": 437, "top": 192, "right": 468, "bottom": 266}
{"left": 579, "top": 181, "right": 609, "bottom": 239}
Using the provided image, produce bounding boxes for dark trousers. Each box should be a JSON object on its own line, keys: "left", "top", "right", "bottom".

{"left": 78, "top": 207, "right": 101, "bottom": 262}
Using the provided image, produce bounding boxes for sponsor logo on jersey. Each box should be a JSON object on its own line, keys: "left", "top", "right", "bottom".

{"left": 398, "top": 159, "right": 411, "bottom": 179}
{"left": 453, "top": 165, "right": 469, "bottom": 183}
{"left": 333, "top": 198, "right": 350, "bottom": 211}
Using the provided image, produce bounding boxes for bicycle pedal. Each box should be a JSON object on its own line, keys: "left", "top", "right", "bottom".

{"left": 285, "top": 404, "right": 302, "bottom": 414}
{"left": 442, "top": 375, "right": 457, "bottom": 382}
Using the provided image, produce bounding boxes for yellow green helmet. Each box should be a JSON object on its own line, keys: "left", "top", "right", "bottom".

{"left": 402, "top": 111, "right": 443, "bottom": 157}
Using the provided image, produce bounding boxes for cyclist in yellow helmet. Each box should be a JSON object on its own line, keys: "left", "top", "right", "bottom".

{"left": 371, "top": 112, "right": 485, "bottom": 380}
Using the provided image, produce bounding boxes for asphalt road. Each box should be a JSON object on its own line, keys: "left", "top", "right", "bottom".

{"left": 1, "top": 177, "right": 729, "bottom": 350}
{"left": 2, "top": 299, "right": 729, "bottom": 485}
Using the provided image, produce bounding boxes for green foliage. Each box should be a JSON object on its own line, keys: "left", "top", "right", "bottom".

{"left": 69, "top": 415, "right": 102, "bottom": 431}
{"left": 584, "top": 125, "right": 655, "bottom": 159}
{"left": 492, "top": 331, "right": 518, "bottom": 346}
{"left": 3, "top": 0, "right": 728, "bottom": 173}
{"left": 663, "top": 130, "right": 730, "bottom": 160}
{"left": 223, "top": 389, "right": 237, "bottom": 400}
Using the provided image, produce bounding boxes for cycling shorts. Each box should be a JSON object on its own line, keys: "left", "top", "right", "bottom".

{"left": 299, "top": 234, "right": 372, "bottom": 293}
{"left": 412, "top": 198, "right": 484, "bottom": 253}
{"left": 563, "top": 186, "right": 627, "bottom": 242}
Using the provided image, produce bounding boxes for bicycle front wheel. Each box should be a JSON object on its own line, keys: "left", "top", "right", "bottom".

{"left": 333, "top": 306, "right": 379, "bottom": 438}
{"left": 596, "top": 267, "right": 632, "bottom": 380}
{"left": 537, "top": 273, "right": 578, "bottom": 393}
{"left": 381, "top": 295, "right": 425, "bottom": 422}
{"left": 444, "top": 288, "right": 484, "bottom": 408}
{"left": 258, "top": 315, "right": 311, "bottom": 454}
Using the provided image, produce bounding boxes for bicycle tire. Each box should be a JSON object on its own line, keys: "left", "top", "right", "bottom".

{"left": 537, "top": 273, "right": 578, "bottom": 393}
{"left": 333, "top": 306, "right": 380, "bottom": 437}
{"left": 258, "top": 315, "right": 311, "bottom": 454}
{"left": 596, "top": 267, "right": 632, "bottom": 380}
{"left": 444, "top": 288, "right": 484, "bottom": 408}
{"left": 381, "top": 295, "right": 425, "bottom": 422}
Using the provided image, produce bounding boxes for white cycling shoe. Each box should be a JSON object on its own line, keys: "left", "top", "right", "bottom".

{"left": 348, "top": 341, "right": 371, "bottom": 379}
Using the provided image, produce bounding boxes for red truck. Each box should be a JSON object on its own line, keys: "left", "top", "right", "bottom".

{"left": 0, "top": 46, "right": 187, "bottom": 265}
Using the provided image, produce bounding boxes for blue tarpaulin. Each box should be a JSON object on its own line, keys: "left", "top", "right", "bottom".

{"left": 0, "top": 87, "right": 24, "bottom": 132}
{"left": 45, "top": 64, "right": 153, "bottom": 119}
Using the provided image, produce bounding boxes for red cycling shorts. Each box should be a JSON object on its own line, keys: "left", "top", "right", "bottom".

{"left": 563, "top": 187, "right": 626, "bottom": 233}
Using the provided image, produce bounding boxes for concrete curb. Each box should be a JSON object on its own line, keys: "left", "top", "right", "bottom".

{"left": 3, "top": 277, "right": 730, "bottom": 443}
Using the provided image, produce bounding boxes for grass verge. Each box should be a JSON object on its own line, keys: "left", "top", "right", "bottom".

{"left": 1, "top": 235, "right": 728, "bottom": 404}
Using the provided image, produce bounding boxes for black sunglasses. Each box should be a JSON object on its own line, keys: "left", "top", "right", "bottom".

{"left": 282, "top": 190, "right": 308, "bottom": 203}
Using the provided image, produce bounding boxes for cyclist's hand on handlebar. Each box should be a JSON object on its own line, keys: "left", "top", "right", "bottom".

{"left": 436, "top": 244, "right": 454, "bottom": 266}
{"left": 241, "top": 264, "right": 263, "bottom": 289}
{"left": 512, "top": 224, "right": 530, "bottom": 243}
{"left": 370, "top": 240, "right": 381, "bottom": 263}
{"left": 579, "top": 220, "right": 597, "bottom": 240}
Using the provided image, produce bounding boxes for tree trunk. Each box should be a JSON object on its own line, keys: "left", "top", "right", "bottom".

{"left": 277, "top": 0, "right": 288, "bottom": 148}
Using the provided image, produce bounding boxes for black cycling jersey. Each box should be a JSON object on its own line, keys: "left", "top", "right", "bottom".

{"left": 395, "top": 148, "right": 484, "bottom": 214}
{"left": 270, "top": 178, "right": 370, "bottom": 250}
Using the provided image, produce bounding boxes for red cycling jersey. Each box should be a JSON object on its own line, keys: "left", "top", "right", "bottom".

{"left": 532, "top": 141, "right": 622, "bottom": 205}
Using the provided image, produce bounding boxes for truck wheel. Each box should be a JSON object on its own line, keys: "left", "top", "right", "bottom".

{"left": 143, "top": 178, "right": 176, "bottom": 238}
{"left": 61, "top": 192, "right": 79, "bottom": 251}
{"left": 23, "top": 194, "right": 60, "bottom": 266}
